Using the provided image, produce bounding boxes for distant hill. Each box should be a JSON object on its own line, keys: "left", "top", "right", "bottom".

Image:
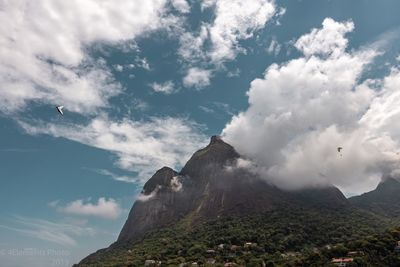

{"left": 75, "top": 136, "right": 397, "bottom": 267}
{"left": 349, "top": 177, "right": 400, "bottom": 218}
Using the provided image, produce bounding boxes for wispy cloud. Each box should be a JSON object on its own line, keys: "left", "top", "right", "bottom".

{"left": 212, "top": 102, "right": 235, "bottom": 116}
{"left": 53, "top": 198, "right": 122, "bottom": 220}
{"left": 136, "top": 186, "right": 160, "bottom": 202}
{"left": 132, "top": 98, "right": 150, "bottom": 112}
{"left": 199, "top": 106, "right": 215, "bottom": 114}
{"left": 149, "top": 81, "right": 178, "bottom": 94}
{"left": 178, "top": 0, "right": 280, "bottom": 88}
{"left": 18, "top": 115, "right": 208, "bottom": 182}
{"left": 183, "top": 68, "right": 212, "bottom": 89}
{"left": 0, "top": 216, "right": 95, "bottom": 246}
{"left": 90, "top": 169, "right": 139, "bottom": 184}
{"left": 198, "top": 101, "right": 235, "bottom": 117}
{"left": 171, "top": 0, "right": 190, "bottom": 13}
{"left": 179, "top": 0, "right": 278, "bottom": 65}
{"left": 266, "top": 38, "right": 281, "bottom": 56}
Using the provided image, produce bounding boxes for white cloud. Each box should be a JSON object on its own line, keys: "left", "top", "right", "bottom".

{"left": 183, "top": 67, "right": 212, "bottom": 88}
{"left": 138, "top": 58, "right": 152, "bottom": 71}
{"left": 225, "top": 158, "right": 256, "bottom": 172}
{"left": 0, "top": 216, "right": 95, "bottom": 246}
{"left": 227, "top": 68, "right": 241, "bottom": 77}
{"left": 198, "top": 101, "right": 235, "bottom": 117}
{"left": 114, "top": 65, "right": 124, "bottom": 72}
{"left": 170, "top": 176, "right": 183, "bottom": 192}
{"left": 222, "top": 18, "right": 389, "bottom": 194}
{"left": 295, "top": 18, "right": 354, "bottom": 58}
{"left": 178, "top": 25, "right": 209, "bottom": 64}
{"left": 181, "top": 0, "right": 277, "bottom": 65}
{"left": 178, "top": 0, "right": 278, "bottom": 87}
{"left": 95, "top": 169, "right": 138, "bottom": 184}
{"left": 360, "top": 69, "right": 400, "bottom": 153}
{"left": 48, "top": 200, "right": 60, "bottom": 208}
{"left": 18, "top": 115, "right": 208, "bottom": 181}
{"left": 213, "top": 101, "right": 235, "bottom": 116}
{"left": 57, "top": 198, "right": 122, "bottom": 220}
{"left": 208, "top": 0, "right": 276, "bottom": 64}
{"left": 267, "top": 38, "right": 281, "bottom": 56}
{"left": 0, "top": 0, "right": 169, "bottom": 114}
{"left": 136, "top": 175, "right": 183, "bottom": 201}
{"left": 236, "top": 158, "right": 255, "bottom": 169}
{"left": 201, "top": 0, "right": 217, "bottom": 10}
{"left": 150, "top": 81, "right": 177, "bottom": 94}
{"left": 136, "top": 186, "right": 161, "bottom": 202}
{"left": 171, "top": 0, "right": 190, "bottom": 13}
{"left": 132, "top": 98, "right": 150, "bottom": 111}
{"left": 199, "top": 105, "right": 215, "bottom": 113}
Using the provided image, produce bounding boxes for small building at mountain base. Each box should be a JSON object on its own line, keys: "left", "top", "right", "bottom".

{"left": 331, "top": 257, "right": 354, "bottom": 267}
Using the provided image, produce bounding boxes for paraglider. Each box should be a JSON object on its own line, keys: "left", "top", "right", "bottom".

{"left": 56, "top": 106, "right": 64, "bottom": 115}
{"left": 337, "top": 147, "right": 343, "bottom": 157}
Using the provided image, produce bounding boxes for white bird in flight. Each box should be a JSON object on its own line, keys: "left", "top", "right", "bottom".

{"left": 56, "top": 106, "right": 64, "bottom": 115}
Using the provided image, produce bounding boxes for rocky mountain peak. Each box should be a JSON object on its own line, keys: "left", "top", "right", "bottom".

{"left": 76, "top": 135, "right": 397, "bottom": 266}
{"left": 115, "top": 136, "right": 352, "bottom": 244}
{"left": 210, "top": 135, "right": 223, "bottom": 144}
{"left": 142, "top": 166, "right": 177, "bottom": 195}
{"left": 180, "top": 135, "right": 239, "bottom": 177}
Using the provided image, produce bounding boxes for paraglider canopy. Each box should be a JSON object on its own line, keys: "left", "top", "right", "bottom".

{"left": 56, "top": 106, "right": 64, "bottom": 115}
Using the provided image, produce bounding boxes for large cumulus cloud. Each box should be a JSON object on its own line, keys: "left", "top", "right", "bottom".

{"left": 223, "top": 18, "right": 400, "bottom": 195}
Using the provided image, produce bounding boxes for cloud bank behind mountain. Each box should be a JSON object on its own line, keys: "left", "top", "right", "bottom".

{"left": 223, "top": 18, "right": 400, "bottom": 195}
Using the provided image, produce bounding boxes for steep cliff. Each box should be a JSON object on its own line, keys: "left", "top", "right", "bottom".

{"left": 117, "top": 136, "right": 349, "bottom": 243}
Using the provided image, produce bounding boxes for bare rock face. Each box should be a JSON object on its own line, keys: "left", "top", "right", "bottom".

{"left": 117, "top": 136, "right": 246, "bottom": 242}
{"left": 117, "top": 136, "right": 349, "bottom": 243}
{"left": 117, "top": 167, "right": 180, "bottom": 242}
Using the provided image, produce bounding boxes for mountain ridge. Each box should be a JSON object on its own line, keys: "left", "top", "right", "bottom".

{"left": 76, "top": 136, "right": 399, "bottom": 266}
{"left": 117, "top": 136, "right": 350, "bottom": 243}
{"left": 349, "top": 177, "right": 400, "bottom": 218}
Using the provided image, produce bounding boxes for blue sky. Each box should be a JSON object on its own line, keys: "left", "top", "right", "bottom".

{"left": 1, "top": 0, "right": 400, "bottom": 266}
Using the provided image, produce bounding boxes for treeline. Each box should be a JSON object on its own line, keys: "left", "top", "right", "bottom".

{"left": 298, "top": 227, "right": 400, "bottom": 266}
{"left": 77, "top": 206, "right": 399, "bottom": 266}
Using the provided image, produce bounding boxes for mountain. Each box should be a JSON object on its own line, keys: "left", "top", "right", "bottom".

{"left": 76, "top": 136, "right": 393, "bottom": 267}
{"left": 118, "top": 136, "right": 349, "bottom": 243}
{"left": 349, "top": 177, "right": 400, "bottom": 218}
{"left": 118, "top": 136, "right": 283, "bottom": 242}
{"left": 118, "top": 166, "right": 180, "bottom": 243}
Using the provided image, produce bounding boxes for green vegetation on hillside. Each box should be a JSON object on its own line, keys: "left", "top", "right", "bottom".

{"left": 77, "top": 206, "right": 399, "bottom": 266}
{"left": 298, "top": 227, "right": 400, "bottom": 266}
